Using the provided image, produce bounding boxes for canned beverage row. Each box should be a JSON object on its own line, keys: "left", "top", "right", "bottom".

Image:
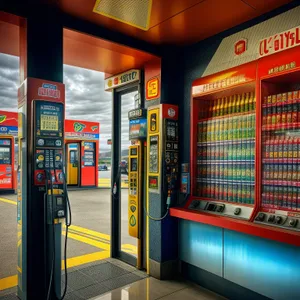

{"left": 197, "top": 163, "right": 255, "bottom": 181}
{"left": 263, "top": 90, "right": 300, "bottom": 105}
{"left": 197, "top": 181, "right": 254, "bottom": 204}
{"left": 197, "top": 140, "right": 255, "bottom": 161}
{"left": 263, "top": 134, "right": 300, "bottom": 160}
{"left": 262, "top": 163, "right": 300, "bottom": 182}
{"left": 262, "top": 184, "right": 300, "bottom": 210}
{"left": 198, "top": 113, "right": 255, "bottom": 142}
{"left": 262, "top": 102, "right": 300, "bottom": 127}
{"left": 199, "top": 91, "right": 256, "bottom": 119}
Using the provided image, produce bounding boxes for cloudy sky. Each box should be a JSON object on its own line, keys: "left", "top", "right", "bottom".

{"left": 0, "top": 53, "right": 136, "bottom": 152}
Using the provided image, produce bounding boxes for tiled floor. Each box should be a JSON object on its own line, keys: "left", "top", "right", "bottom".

{"left": 90, "top": 276, "right": 226, "bottom": 300}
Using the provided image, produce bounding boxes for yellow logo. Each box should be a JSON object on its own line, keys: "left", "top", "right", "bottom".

{"left": 108, "top": 79, "right": 113, "bottom": 87}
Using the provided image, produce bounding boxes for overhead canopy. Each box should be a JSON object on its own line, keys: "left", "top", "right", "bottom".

{"left": 0, "top": 0, "right": 293, "bottom": 74}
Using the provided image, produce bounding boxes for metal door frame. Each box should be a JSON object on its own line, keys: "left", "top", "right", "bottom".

{"left": 111, "top": 81, "right": 145, "bottom": 267}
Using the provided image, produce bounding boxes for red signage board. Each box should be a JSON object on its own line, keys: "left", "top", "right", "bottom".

{"left": 65, "top": 120, "right": 100, "bottom": 141}
{"left": 259, "top": 26, "right": 300, "bottom": 58}
{"left": 192, "top": 61, "right": 257, "bottom": 96}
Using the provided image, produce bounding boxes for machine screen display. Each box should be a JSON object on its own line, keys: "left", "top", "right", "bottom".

{"left": 130, "top": 148, "right": 137, "bottom": 156}
{"left": 131, "top": 158, "right": 138, "bottom": 172}
{"left": 129, "top": 119, "right": 147, "bottom": 139}
{"left": 0, "top": 147, "right": 11, "bottom": 164}
{"left": 56, "top": 197, "right": 63, "bottom": 206}
{"left": 84, "top": 150, "right": 95, "bottom": 166}
{"left": 41, "top": 114, "right": 58, "bottom": 131}
{"left": 35, "top": 101, "right": 63, "bottom": 137}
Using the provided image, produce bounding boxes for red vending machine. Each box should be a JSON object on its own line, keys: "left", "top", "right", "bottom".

{"left": 254, "top": 45, "right": 300, "bottom": 231}
{"left": 186, "top": 62, "right": 258, "bottom": 220}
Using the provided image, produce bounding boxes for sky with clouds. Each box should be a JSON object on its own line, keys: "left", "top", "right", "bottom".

{"left": 0, "top": 53, "right": 136, "bottom": 152}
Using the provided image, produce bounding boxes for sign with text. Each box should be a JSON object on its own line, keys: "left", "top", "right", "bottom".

{"left": 259, "top": 26, "right": 300, "bottom": 58}
{"left": 105, "top": 69, "right": 140, "bottom": 91}
{"left": 146, "top": 77, "right": 159, "bottom": 100}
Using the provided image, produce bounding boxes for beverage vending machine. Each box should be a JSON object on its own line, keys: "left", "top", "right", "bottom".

{"left": 186, "top": 62, "right": 257, "bottom": 220}
{"left": 254, "top": 46, "right": 300, "bottom": 231}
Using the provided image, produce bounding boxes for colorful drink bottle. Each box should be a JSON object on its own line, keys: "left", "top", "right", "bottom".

{"left": 232, "top": 94, "right": 237, "bottom": 114}
{"left": 240, "top": 93, "right": 245, "bottom": 113}
{"left": 236, "top": 94, "right": 241, "bottom": 113}
{"left": 244, "top": 92, "right": 249, "bottom": 112}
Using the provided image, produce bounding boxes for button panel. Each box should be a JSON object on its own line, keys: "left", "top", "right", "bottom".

{"left": 254, "top": 211, "right": 300, "bottom": 231}
{"left": 188, "top": 199, "right": 253, "bottom": 219}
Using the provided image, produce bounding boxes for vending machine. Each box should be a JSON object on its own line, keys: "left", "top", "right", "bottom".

{"left": 254, "top": 46, "right": 300, "bottom": 231}
{"left": 185, "top": 62, "right": 257, "bottom": 220}
{"left": 0, "top": 137, "right": 14, "bottom": 191}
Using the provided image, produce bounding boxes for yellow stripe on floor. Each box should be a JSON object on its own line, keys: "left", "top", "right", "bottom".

{"left": 69, "top": 224, "right": 111, "bottom": 241}
{"left": 0, "top": 251, "right": 110, "bottom": 291}
{"left": 0, "top": 197, "right": 17, "bottom": 206}
{"left": 63, "top": 231, "right": 110, "bottom": 250}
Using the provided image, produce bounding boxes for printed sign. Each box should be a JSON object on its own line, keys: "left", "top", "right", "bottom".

{"left": 105, "top": 69, "right": 140, "bottom": 91}
{"left": 38, "top": 83, "right": 60, "bottom": 98}
{"left": 259, "top": 26, "right": 300, "bottom": 57}
{"left": 65, "top": 120, "right": 100, "bottom": 141}
{"left": 129, "top": 119, "right": 147, "bottom": 140}
{"left": 107, "top": 139, "right": 112, "bottom": 145}
{"left": 146, "top": 77, "right": 159, "bottom": 100}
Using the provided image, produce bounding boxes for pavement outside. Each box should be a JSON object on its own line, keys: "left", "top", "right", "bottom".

{"left": 98, "top": 170, "right": 128, "bottom": 188}
{"left": 0, "top": 188, "right": 136, "bottom": 294}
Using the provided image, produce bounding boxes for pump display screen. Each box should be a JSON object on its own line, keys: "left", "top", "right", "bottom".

{"left": 35, "top": 101, "right": 63, "bottom": 138}
{"left": 0, "top": 147, "right": 11, "bottom": 164}
{"left": 41, "top": 115, "right": 58, "bottom": 131}
{"left": 131, "top": 158, "right": 138, "bottom": 172}
{"left": 83, "top": 142, "right": 95, "bottom": 166}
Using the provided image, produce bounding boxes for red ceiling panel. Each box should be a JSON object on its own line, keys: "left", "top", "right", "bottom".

{"left": 243, "top": 0, "right": 292, "bottom": 11}
{"left": 63, "top": 29, "right": 159, "bottom": 74}
{"left": 145, "top": 0, "right": 258, "bottom": 45}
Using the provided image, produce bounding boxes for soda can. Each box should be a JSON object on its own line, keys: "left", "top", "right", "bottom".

{"left": 232, "top": 184, "right": 238, "bottom": 202}
{"left": 250, "top": 163, "right": 255, "bottom": 182}
{"left": 228, "top": 183, "right": 233, "bottom": 202}
{"left": 282, "top": 186, "right": 288, "bottom": 208}
{"left": 292, "top": 162, "right": 298, "bottom": 181}
{"left": 273, "top": 164, "right": 279, "bottom": 181}
{"left": 219, "top": 183, "right": 223, "bottom": 200}
{"left": 287, "top": 186, "right": 293, "bottom": 210}
{"left": 292, "top": 186, "right": 297, "bottom": 210}
{"left": 273, "top": 185, "right": 279, "bottom": 208}
{"left": 241, "top": 163, "right": 246, "bottom": 180}
{"left": 287, "top": 164, "right": 293, "bottom": 181}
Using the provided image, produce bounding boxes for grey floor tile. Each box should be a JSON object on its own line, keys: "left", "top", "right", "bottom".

{"left": 75, "top": 282, "right": 111, "bottom": 299}
{"left": 101, "top": 273, "right": 143, "bottom": 290}
{"left": 63, "top": 270, "right": 96, "bottom": 291}
{"left": 81, "top": 262, "right": 129, "bottom": 281}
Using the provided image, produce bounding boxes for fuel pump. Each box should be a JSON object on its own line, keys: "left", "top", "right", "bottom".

{"left": 17, "top": 78, "right": 71, "bottom": 300}
{"left": 146, "top": 104, "right": 179, "bottom": 220}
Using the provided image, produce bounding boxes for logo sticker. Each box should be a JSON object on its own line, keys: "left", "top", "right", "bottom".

{"left": 168, "top": 108, "right": 176, "bottom": 118}
{"left": 130, "top": 215, "right": 136, "bottom": 227}
{"left": 74, "top": 122, "right": 86, "bottom": 132}
{"left": 0, "top": 115, "right": 7, "bottom": 123}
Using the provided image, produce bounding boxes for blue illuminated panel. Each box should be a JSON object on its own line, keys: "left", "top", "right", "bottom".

{"left": 224, "top": 230, "right": 300, "bottom": 300}
{"left": 179, "top": 220, "right": 223, "bottom": 276}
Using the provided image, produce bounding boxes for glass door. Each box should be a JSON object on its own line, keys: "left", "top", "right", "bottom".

{"left": 111, "top": 85, "right": 139, "bottom": 266}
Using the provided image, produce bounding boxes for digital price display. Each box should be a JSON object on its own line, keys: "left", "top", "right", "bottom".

{"left": 35, "top": 101, "right": 63, "bottom": 138}
{"left": 41, "top": 115, "right": 58, "bottom": 131}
